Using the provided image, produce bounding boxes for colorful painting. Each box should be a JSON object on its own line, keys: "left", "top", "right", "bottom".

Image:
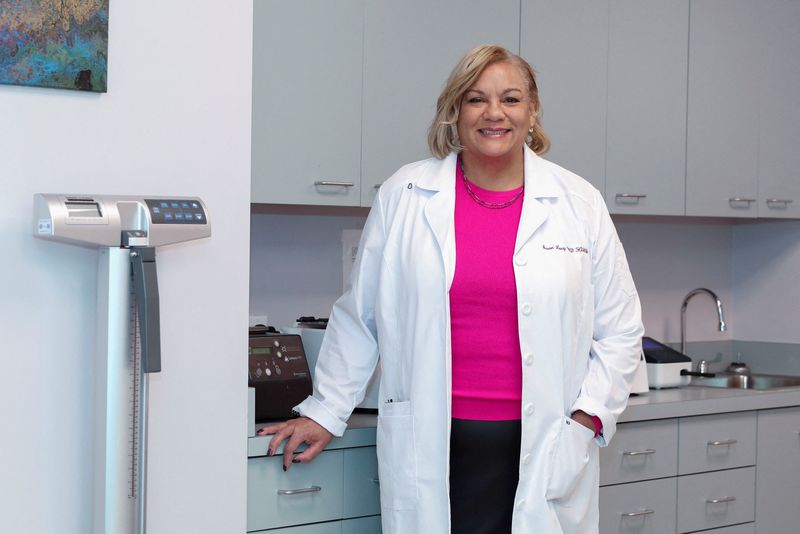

{"left": 0, "top": 0, "right": 108, "bottom": 92}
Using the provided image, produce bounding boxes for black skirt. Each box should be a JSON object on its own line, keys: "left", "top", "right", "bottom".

{"left": 449, "top": 418, "right": 522, "bottom": 534}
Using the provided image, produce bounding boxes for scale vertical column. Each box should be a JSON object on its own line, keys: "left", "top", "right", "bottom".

{"left": 94, "top": 248, "right": 136, "bottom": 534}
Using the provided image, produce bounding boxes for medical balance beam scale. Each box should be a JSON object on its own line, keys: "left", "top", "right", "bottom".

{"left": 34, "top": 195, "right": 211, "bottom": 534}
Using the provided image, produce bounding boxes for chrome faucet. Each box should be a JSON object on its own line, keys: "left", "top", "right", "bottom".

{"left": 680, "top": 288, "right": 726, "bottom": 355}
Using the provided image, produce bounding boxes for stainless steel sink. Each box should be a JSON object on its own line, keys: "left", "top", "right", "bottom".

{"left": 690, "top": 373, "right": 800, "bottom": 390}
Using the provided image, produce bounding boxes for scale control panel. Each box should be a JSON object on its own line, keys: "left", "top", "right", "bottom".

{"left": 144, "top": 199, "right": 206, "bottom": 225}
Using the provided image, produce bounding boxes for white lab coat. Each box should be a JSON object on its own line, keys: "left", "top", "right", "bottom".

{"left": 296, "top": 147, "right": 644, "bottom": 534}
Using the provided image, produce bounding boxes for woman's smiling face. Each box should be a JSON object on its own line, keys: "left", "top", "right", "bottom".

{"left": 457, "top": 62, "right": 536, "bottom": 163}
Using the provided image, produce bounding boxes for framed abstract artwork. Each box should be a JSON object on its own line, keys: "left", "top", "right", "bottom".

{"left": 0, "top": 0, "right": 109, "bottom": 92}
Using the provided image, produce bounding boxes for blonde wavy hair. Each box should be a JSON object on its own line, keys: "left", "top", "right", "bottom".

{"left": 427, "top": 45, "right": 550, "bottom": 159}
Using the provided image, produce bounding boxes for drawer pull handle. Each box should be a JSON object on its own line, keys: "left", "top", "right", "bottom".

{"left": 728, "top": 198, "right": 756, "bottom": 206}
{"left": 615, "top": 193, "right": 647, "bottom": 204}
{"left": 766, "top": 198, "right": 793, "bottom": 207}
{"left": 277, "top": 485, "right": 322, "bottom": 496}
{"left": 622, "top": 509, "right": 655, "bottom": 518}
{"left": 622, "top": 448, "right": 656, "bottom": 456}
{"left": 370, "top": 478, "right": 380, "bottom": 484}
{"left": 314, "top": 181, "right": 355, "bottom": 187}
{"left": 706, "top": 496, "right": 736, "bottom": 504}
{"left": 707, "top": 439, "right": 738, "bottom": 446}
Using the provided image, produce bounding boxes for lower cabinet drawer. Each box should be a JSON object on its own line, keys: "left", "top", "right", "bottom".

{"left": 600, "top": 419, "right": 679, "bottom": 485}
{"left": 341, "top": 515, "right": 382, "bottom": 533}
{"left": 248, "top": 449, "right": 344, "bottom": 531}
{"left": 678, "top": 411, "right": 757, "bottom": 475}
{"left": 599, "top": 477, "right": 677, "bottom": 534}
{"left": 343, "top": 447, "right": 381, "bottom": 518}
{"left": 677, "top": 467, "right": 755, "bottom": 533}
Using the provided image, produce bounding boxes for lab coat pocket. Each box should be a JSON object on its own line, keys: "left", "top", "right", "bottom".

{"left": 545, "top": 416, "right": 595, "bottom": 502}
{"left": 376, "top": 401, "right": 418, "bottom": 510}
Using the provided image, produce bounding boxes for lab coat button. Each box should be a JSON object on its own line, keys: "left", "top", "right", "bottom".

{"left": 524, "top": 354, "right": 534, "bottom": 366}
{"left": 516, "top": 499, "right": 526, "bottom": 510}
{"left": 522, "top": 453, "right": 531, "bottom": 465}
{"left": 514, "top": 255, "right": 527, "bottom": 266}
{"left": 521, "top": 303, "right": 532, "bottom": 315}
{"left": 524, "top": 403, "right": 535, "bottom": 416}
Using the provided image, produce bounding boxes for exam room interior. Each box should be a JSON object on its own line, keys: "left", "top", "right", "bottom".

{"left": 4, "top": 1, "right": 800, "bottom": 533}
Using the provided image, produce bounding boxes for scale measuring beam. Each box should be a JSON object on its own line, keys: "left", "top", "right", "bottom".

{"left": 34, "top": 194, "right": 211, "bottom": 534}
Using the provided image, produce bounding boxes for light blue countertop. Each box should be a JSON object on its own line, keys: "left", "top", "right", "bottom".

{"left": 248, "top": 413, "right": 377, "bottom": 458}
{"left": 247, "top": 386, "right": 800, "bottom": 457}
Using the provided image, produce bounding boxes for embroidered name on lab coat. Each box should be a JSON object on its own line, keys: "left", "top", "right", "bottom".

{"left": 542, "top": 244, "right": 589, "bottom": 254}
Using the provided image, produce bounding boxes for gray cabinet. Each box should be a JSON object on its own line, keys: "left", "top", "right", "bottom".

{"left": 520, "top": 0, "right": 608, "bottom": 192}
{"left": 605, "top": 0, "right": 688, "bottom": 215}
{"left": 361, "top": 0, "right": 519, "bottom": 206}
{"left": 599, "top": 478, "right": 677, "bottom": 534}
{"left": 686, "top": 0, "right": 760, "bottom": 217}
{"left": 247, "top": 429, "right": 380, "bottom": 532}
{"left": 755, "top": 406, "right": 800, "bottom": 533}
{"left": 600, "top": 413, "right": 758, "bottom": 534}
{"left": 251, "top": 0, "right": 364, "bottom": 206}
{"left": 677, "top": 411, "right": 756, "bottom": 475}
{"left": 757, "top": 0, "right": 800, "bottom": 218}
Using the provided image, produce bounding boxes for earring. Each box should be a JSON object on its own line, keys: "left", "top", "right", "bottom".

{"left": 527, "top": 126, "right": 534, "bottom": 144}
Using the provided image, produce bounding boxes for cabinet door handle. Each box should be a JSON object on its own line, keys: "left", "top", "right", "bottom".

{"left": 766, "top": 198, "right": 793, "bottom": 208}
{"left": 622, "top": 509, "right": 655, "bottom": 518}
{"left": 277, "top": 485, "right": 322, "bottom": 496}
{"left": 622, "top": 448, "right": 656, "bottom": 456}
{"left": 373, "top": 183, "right": 383, "bottom": 190}
{"left": 615, "top": 193, "right": 647, "bottom": 204}
{"left": 706, "top": 496, "right": 736, "bottom": 504}
{"left": 370, "top": 478, "right": 380, "bottom": 484}
{"left": 707, "top": 439, "right": 738, "bottom": 446}
{"left": 314, "top": 181, "right": 355, "bottom": 187}
{"left": 728, "top": 197, "right": 756, "bottom": 205}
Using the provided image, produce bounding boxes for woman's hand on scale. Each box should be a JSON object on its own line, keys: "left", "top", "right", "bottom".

{"left": 257, "top": 417, "right": 334, "bottom": 471}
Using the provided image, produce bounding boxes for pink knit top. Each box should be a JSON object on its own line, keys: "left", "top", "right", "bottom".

{"left": 449, "top": 160, "right": 524, "bottom": 421}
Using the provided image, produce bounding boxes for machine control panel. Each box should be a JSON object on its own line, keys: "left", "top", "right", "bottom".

{"left": 248, "top": 335, "right": 310, "bottom": 383}
{"left": 144, "top": 199, "right": 206, "bottom": 225}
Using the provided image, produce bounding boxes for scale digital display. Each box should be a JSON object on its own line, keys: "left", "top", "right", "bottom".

{"left": 251, "top": 347, "right": 272, "bottom": 355}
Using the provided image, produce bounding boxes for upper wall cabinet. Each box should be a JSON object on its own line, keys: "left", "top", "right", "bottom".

{"left": 605, "top": 0, "right": 688, "bottom": 216}
{"left": 251, "top": 0, "right": 364, "bottom": 206}
{"left": 520, "top": 0, "right": 608, "bottom": 192}
{"left": 360, "top": 0, "right": 520, "bottom": 207}
{"left": 686, "top": 0, "right": 760, "bottom": 217}
{"left": 757, "top": 0, "right": 800, "bottom": 218}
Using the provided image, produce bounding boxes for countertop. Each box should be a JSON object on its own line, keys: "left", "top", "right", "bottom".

{"left": 620, "top": 383, "right": 800, "bottom": 422}
{"left": 248, "top": 386, "right": 800, "bottom": 457}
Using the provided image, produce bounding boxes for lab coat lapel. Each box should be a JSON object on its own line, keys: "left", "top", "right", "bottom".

{"left": 418, "top": 153, "right": 457, "bottom": 289}
{"left": 515, "top": 148, "right": 563, "bottom": 254}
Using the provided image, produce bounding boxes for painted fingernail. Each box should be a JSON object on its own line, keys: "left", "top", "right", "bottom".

{"left": 292, "top": 459, "right": 301, "bottom": 464}
{"left": 283, "top": 465, "right": 287, "bottom": 472}
{"left": 267, "top": 449, "right": 273, "bottom": 457}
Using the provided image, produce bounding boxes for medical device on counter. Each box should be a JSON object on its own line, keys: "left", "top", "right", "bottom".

{"left": 34, "top": 194, "right": 210, "bottom": 534}
{"left": 248, "top": 326, "right": 312, "bottom": 421}
{"left": 643, "top": 336, "right": 693, "bottom": 389}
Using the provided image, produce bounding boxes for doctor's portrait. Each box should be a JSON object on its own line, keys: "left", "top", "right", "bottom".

{"left": 260, "top": 44, "right": 644, "bottom": 534}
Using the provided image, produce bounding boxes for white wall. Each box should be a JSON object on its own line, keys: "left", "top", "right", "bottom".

{"left": 615, "top": 219, "right": 734, "bottom": 343}
{"left": 250, "top": 210, "right": 367, "bottom": 327}
{"left": 733, "top": 221, "right": 800, "bottom": 343}
{"left": 0, "top": 1, "right": 252, "bottom": 533}
{"left": 249, "top": 213, "right": 737, "bottom": 345}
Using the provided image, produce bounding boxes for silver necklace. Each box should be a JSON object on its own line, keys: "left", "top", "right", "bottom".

{"left": 459, "top": 159, "right": 524, "bottom": 209}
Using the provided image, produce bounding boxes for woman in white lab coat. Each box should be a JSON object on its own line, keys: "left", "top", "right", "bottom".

{"left": 260, "top": 45, "right": 644, "bottom": 534}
